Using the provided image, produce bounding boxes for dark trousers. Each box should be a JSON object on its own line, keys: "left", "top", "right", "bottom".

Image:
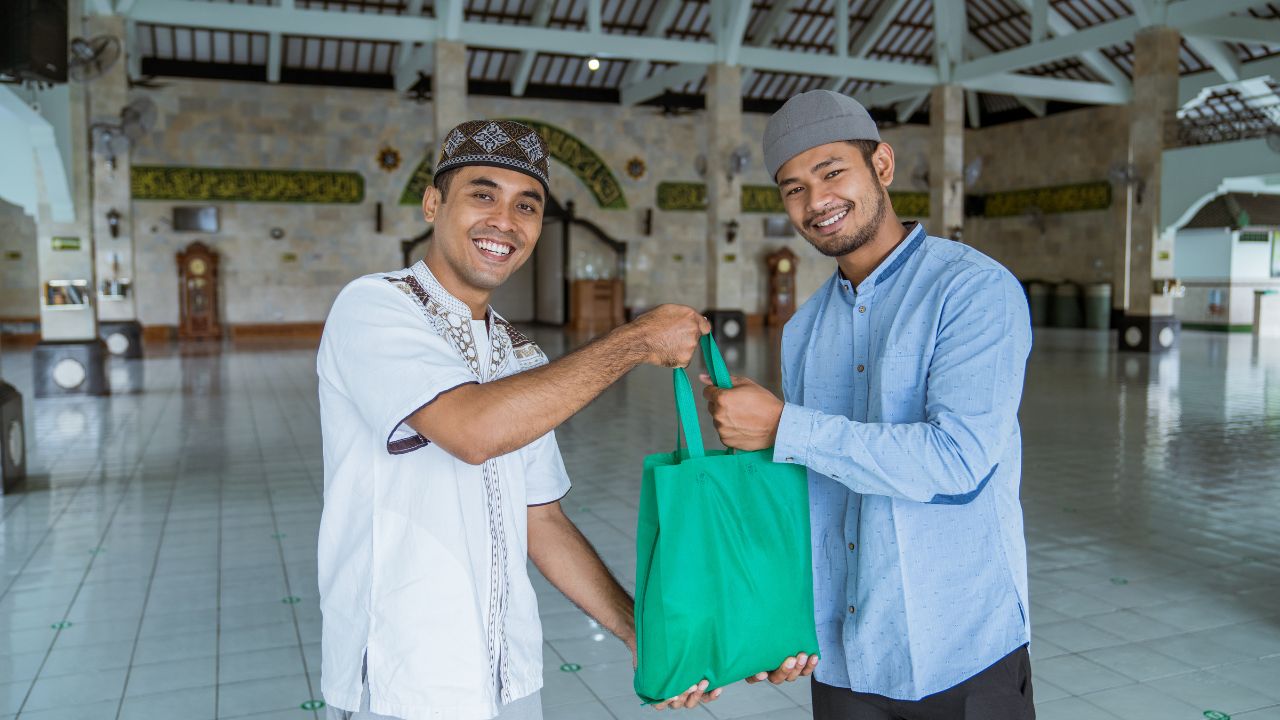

{"left": 811, "top": 645, "right": 1035, "bottom": 720}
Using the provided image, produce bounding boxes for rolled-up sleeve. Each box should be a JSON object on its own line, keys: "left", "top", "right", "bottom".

{"left": 774, "top": 269, "right": 1032, "bottom": 504}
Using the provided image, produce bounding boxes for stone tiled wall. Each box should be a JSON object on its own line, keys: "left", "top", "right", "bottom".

{"left": 963, "top": 105, "right": 1131, "bottom": 286}
{"left": 0, "top": 200, "right": 39, "bottom": 319}
{"left": 127, "top": 76, "right": 1113, "bottom": 326}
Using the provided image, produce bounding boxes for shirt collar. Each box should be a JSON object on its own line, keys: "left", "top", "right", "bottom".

{"left": 410, "top": 260, "right": 497, "bottom": 324}
{"left": 835, "top": 222, "right": 927, "bottom": 298}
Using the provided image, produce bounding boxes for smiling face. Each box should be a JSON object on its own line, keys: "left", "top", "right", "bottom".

{"left": 422, "top": 165, "right": 545, "bottom": 313}
{"left": 776, "top": 140, "right": 895, "bottom": 258}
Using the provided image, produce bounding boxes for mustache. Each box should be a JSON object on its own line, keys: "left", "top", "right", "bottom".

{"left": 804, "top": 203, "right": 853, "bottom": 227}
{"left": 468, "top": 228, "right": 520, "bottom": 245}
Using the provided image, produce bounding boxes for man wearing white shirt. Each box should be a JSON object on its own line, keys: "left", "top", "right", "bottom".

{"left": 317, "top": 120, "right": 713, "bottom": 720}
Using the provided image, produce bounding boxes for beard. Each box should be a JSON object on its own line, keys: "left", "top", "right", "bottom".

{"left": 803, "top": 186, "right": 888, "bottom": 258}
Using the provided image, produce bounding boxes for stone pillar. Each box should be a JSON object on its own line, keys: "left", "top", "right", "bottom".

{"left": 33, "top": 3, "right": 107, "bottom": 397}
{"left": 704, "top": 63, "right": 745, "bottom": 321}
{"left": 928, "top": 85, "right": 964, "bottom": 240}
{"left": 88, "top": 14, "right": 142, "bottom": 359}
{"left": 1119, "top": 26, "right": 1181, "bottom": 353}
{"left": 433, "top": 40, "right": 468, "bottom": 140}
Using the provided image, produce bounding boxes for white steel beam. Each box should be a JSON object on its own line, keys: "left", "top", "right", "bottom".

{"left": 966, "top": 90, "right": 981, "bottom": 128}
{"left": 620, "top": 63, "right": 706, "bottom": 105}
{"left": 1184, "top": 17, "right": 1280, "bottom": 46}
{"left": 895, "top": 92, "right": 928, "bottom": 122}
{"left": 834, "top": 0, "right": 849, "bottom": 58}
{"left": 1179, "top": 55, "right": 1280, "bottom": 105}
{"left": 1186, "top": 37, "right": 1242, "bottom": 83}
{"left": 1009, "top": 0, "right": 1130, "bottom": 91}
{"left": 437, "top": 0, "right": 463, "bottom": 40}
{"left": 931, "top": 0, "right": 965, "bottom": 81}
{"left": 739, "top": 0, "right": 799, "bottom": 92}
{"left": 511, "top": 0, "right": 555, "bottom": 97}
{"left": 961, "top": 72, "right": 1131, "bottom": 103}
{"left": 1029, "top": 0, "right": 1048, "bottom": 42}
{"left": 267, "top": 33, "right": 282, "bottom": 83}
{"left": 825, "top": 0, "right": 910, "bottom": 90}
{"left": 851, "top": 0, "right": 909, "bottom": 58}
{"left": 586, "top": 0, "right": 602, "bottom": 35}
{"left": 859, "top": 82, "right": 935, "bottom": 107}
{"left": 963, "top": 34, "right": 1060, "bottom": 119}
{"left": 621, "top": 0, "right": 684, "bottom": 86}
{"left": 714, "top": 0, "right": 754, "bottom": 65}
{"left": 393, "top": 0, "right": 430, "bottom": 93}
{"left": 956, "top": 0, "right": 1260, "bottom": 83}
{"left": 752, "top": 0, "right": 799, "bottom": 47}
{"left": 128, "top": 0, "right": 440, "bottom": 42}
{"left": 738, "top": 46, "right": 938, "bottom": 84}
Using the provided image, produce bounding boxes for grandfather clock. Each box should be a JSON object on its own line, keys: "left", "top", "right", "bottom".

{"left": 177, "top": 242, "right": 222, "bottom": 340}
{"left": 766, "top": 247, "right": 798, "bottom": 327}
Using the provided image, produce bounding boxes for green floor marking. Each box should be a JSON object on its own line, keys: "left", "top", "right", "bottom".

{"left": 560, "top": 663, "right": 582, "bottom": 672}
{"left": 51, "top": 621, "right": 72, "bottom": 630}
{"left": 1110, "top": 577, "right": 1128, "bottom": 585}
{"left": 1203, "top": 711, "right": 1230, "bottom": 720}
{"left": 88, "top": 547, "right": 105, "bottom": 555}
{"left": 282, "top": 596, "right": 302, "bottom": 604}
{"left": 273, "top": 532, "right": 287, "bottom": 539}
{"left": 300, "top": 699, "right": 325, "bottom": 710}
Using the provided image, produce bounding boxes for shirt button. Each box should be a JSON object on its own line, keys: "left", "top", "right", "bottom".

{"left": 848, "top": 542, "right": 856, "bottom": 551}
{"left": 858, "top": 306, "right": 866, "bottom": 313}
{"left": 848, "top": 605, "right": 856, "bottom": 614}
{"left": 856, "top": 364, "right": 865, "bottom": 372}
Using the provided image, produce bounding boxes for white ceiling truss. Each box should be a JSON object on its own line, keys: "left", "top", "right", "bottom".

{"left": 99, "top": 0, "right": 1279, "bottom": 125}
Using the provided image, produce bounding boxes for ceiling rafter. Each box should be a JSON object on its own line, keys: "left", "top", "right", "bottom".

{"left": 511, "top": 0, "right": 556, "bottom": 96}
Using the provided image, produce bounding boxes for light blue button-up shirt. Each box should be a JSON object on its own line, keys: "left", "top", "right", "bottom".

{"left": 774, "top": 223, "right": 1033, "bottom": 701}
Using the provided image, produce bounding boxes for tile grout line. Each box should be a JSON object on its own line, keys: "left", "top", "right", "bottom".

{"left": 111, "top": 436, "right": 185, "bottom": 720}
{"left": 245, "top": 352, "right": 319, "bottom": 720}
{"left": 15, "top": 389, "right": 177, "bottom": 718}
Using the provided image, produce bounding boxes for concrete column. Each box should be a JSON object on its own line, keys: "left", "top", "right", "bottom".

{"left": 432, "top": 40, "right": 468, "bottom": 140}
{"left": 32, "top": 2, "right": 108, "bottom": 396}
{"left": 87, "top": 14, "right": 142, "bottom": 358}
{"left": 704, "top": 63, "right": 745, "bottom": 314}
{"left": 1119, "top": 26, "right": 1181, "bottom": 353}
{"left": 928, "top": 84, "right": 964, "bottom": 240}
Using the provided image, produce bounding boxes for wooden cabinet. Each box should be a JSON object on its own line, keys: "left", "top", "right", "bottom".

{"left": 766, "top": 247, "right": 798, "bottom": 327}
{"left": 569, "top": 279, "right": 625, "bottom": 332}
{"left": 176, "top": 242, "right": 222, "bottom": 340}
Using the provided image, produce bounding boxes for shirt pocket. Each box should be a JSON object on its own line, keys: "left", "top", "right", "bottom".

{"left": 872, "top": 353, "right": 927, "bottom": 422}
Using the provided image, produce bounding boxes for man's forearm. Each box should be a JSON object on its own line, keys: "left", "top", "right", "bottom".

{"left": 408, "top": 325, "right": 646, "bottom": 464}
{"left": 529, "top": 504, "right": 635, "bottom": 651}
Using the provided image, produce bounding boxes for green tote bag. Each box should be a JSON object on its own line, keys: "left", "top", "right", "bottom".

{"left": 633, "top": 334, "right": 819, "bottom": 703}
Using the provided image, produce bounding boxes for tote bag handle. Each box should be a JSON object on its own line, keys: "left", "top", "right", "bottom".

{"left": 672, "top": 333, "right": 735, "bottom": 459}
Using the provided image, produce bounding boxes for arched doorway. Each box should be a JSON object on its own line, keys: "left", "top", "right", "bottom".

{"left": 399, "top": 197, "right": 626, "bottom": 326}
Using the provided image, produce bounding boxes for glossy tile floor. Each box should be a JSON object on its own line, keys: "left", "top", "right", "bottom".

{"left": 1, "top": 327, "right": 1279, "bottom": 720}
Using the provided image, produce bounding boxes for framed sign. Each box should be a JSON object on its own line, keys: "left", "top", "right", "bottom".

{"left": 44, "top": 280, "right": 90, "bottom": 308}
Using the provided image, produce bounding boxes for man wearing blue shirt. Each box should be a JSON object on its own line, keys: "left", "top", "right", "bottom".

{"left": 704, "top": 90, "right": 1035, "bottom": 719}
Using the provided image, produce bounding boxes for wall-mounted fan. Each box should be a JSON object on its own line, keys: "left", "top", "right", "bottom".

{"left": 90, "top": 97, "right": 157, "bottom": 169}
{"left": 402, "top": 72, "right": 431, "bottom": 104}
{"left": 68, "top": 36, "right": 121, "bottom": 82}
{"left": 1109, "top": 162, "right": 1146, "bottom": 205}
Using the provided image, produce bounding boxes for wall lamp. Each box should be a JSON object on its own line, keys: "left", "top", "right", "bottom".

{"left": 106, "top": 208, "right": 121, "bottom": 238}
{"left": 725, "top": 219, "right": 739, "bottom": 244}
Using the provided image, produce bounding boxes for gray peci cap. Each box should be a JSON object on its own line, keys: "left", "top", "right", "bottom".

{"left": 763, "top": 90, "right": 881, "bottom": 180}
